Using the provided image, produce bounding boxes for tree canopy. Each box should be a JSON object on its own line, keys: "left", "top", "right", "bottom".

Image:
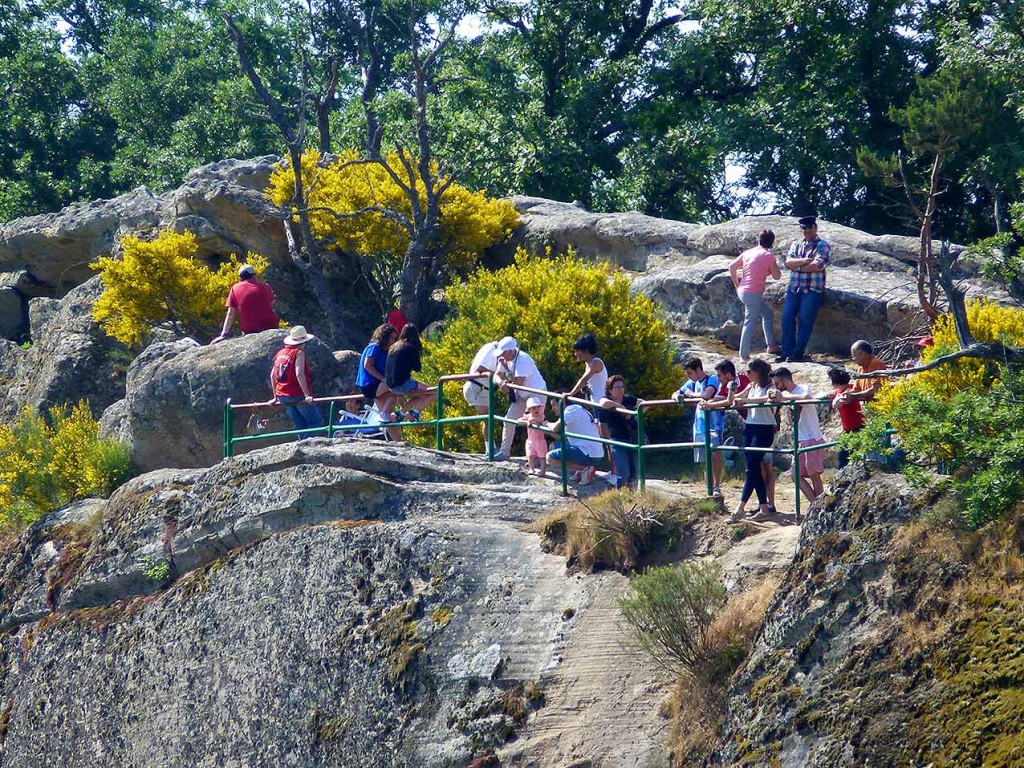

{"left": 2, "top": 0, "right": 1024, "bottom": 248}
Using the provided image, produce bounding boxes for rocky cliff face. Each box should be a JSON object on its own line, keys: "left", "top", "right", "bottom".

{"left": 705, "top": 464, "right": 1024, "bottom": 767}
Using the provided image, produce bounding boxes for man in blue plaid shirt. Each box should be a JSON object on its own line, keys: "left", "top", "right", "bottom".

{"left": 778, "top": 215, "right": 831, "bottom": 362}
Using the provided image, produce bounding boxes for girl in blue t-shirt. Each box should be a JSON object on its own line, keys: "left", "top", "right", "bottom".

{"left": 356, "top": 324, "right": 397, "bottom": 412}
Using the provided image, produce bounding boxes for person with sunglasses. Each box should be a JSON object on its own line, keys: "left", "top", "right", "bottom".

{"left": 778, "top": 215, "right": 831, "bottom": 363}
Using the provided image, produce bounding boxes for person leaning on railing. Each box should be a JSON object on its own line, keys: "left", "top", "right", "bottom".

{"left": 492, "top": 338, "right": 547, "bottom": 462}
{"left": 463, "top": 337, "right": 513, "bottom": 454}
{"left": 768, "top": 366, "right": 826, "bottom": 502}
{"left": 709, "top": 358, "right": 778, "bottom": 522}
{"left": 596, "top": 375, "right": 641, "bottom": 489}
{"left": 674, "top": 357, "right": 724, "bottom": 498}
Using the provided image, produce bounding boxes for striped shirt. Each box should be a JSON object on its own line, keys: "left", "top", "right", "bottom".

{"left": 786, "top": 237, "right": 831, "bottom": 293}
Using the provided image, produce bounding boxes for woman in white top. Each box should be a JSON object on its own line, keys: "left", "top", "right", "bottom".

{"left": 567, "top": 333, "right": 607, "bottom": 405}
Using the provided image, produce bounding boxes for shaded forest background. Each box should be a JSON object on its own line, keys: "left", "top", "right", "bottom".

{"left": 3, "top": 0, "right": 1024, "bottom": 244}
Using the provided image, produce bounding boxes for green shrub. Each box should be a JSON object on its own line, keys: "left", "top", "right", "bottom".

{"left": 846, "top": 364, "right": 1024, "bottom": 528}
{"left": 618, "top": 561, "right": 726, "bottom": 673}
{"left": 0, "top": 402, "right": 134, "bottom": 531}
{"left": 420, "top": 249, "right": 680, "bottom": 451}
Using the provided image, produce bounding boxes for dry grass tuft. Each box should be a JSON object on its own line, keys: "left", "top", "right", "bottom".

{"left": 666, "top": 576, "right": 781, "bottom": 765}
{"left": 527, "top": 489, "right": 707, "bottom": 572}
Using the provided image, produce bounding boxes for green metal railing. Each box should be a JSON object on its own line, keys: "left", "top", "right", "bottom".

{"left": 223, "top": 376, "right": 837, "bottom": 522}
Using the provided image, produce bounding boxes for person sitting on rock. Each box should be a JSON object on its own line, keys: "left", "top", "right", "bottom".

{"left": 271, "top": 325, "right": 323, "bottom": 439}
{"left": 356, "top": 324, "right": 397, "bottom": 414}
{"left": 212, "top": 263, "right": 279, "bottom": 344}
{"left": 779, "top": 216, "right": 831, "bottom": 363}
{"left": 385, "top": 286, "right": 408, "bottom": 335}
{"left": 566, "top": 332, "right": 607, "bottom": 404}
{"left": 383, "top": 324, "right": 435, "bottom": 423}
{"left": 769, "top": 366, "right": 826, "bottom": 502}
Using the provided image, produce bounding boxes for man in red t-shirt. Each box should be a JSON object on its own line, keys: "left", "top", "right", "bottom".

{"left": 211, "top": 264, "right": 279, "bottom": 344}
{"left": 385, "top": 286, "right": 408, "bottom": 335}
{"left": 828, "top": 367, "right": 865, "bottom": 469}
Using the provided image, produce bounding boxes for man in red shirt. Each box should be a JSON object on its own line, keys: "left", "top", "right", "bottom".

{"left": 211, "top": 264, "right": 279, "bottom": 344}
{"left": 829, "top": 368, "right": 865, "bottom": 468}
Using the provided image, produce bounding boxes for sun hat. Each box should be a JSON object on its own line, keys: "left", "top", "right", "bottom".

{"left": 497, "top": 336, "right": 518, "bottom": 353}
{"left": 283, "top": 325, "right": 315, "bottom": 346}
{"left": 238, "top": 264, "right": 256, "bottom": 278}
{"left": 526, "top": 396, "right": 544, "bottom": 409}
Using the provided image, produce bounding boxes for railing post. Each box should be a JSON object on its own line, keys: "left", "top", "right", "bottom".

{"left": 435, "top": 379, "right": 444, "bottom": 451}
{"left": 792, "top": 402, "right": 801, "bottom": 523}
{"left": 636, "top": 405, "right": 647, "bottom": 494}
{"left": 559, "top": 394, "right": 569, "bottom": 497}
{"left": 487, "top": 376, "right": 495, "bottom": 460}
{"left": 327, "top": 400, "right": 336, "bottom": 439}
{"left": 224, "top": 398, "right": 234, "bottom": 458}
{"left": 703, "top": 411, "right": 713, "bottom": 497}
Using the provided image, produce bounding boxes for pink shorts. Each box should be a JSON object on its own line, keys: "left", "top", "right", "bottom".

{"left": 798, "top": 437, "right": 827, "bottom": 476}
{"left": 525, "top": 429, "right": 548, "bottom": 460}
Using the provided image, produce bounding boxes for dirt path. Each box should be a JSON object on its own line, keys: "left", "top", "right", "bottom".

{"left": 497, "top": 569, "right": 673, "bottom": 768}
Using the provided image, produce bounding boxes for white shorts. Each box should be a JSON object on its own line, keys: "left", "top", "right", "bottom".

{"left": 463, "top": 380, "right": 490, "bottom": 408}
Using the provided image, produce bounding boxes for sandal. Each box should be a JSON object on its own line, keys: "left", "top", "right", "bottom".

{"left": 407, "top": 408, "right": 421, "bottom": 422}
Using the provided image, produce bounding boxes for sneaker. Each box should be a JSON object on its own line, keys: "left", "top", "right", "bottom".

{"left": 490, "top": 450, "right": 509, "bottom": 462}
{"left": 568, "top": 470, "right": 582, "bottom": 483}
{"left": 578, "top": 466, "right": 596, "bottom": 486}
{"left": 711, "top": 485, "right": 723, "bottom": 498}
{"left": 773, "top": 354, "right": 789, "bottom": 363}
{"left": 728, "top": 507, "right": 747, "bottom": 523}
{"left": 751, "top": 508, "right": 774, "bottom": 522}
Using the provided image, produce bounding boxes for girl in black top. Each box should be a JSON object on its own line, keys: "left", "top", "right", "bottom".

{"left": 383, "top": 324, "right": 436, "bottom": 421}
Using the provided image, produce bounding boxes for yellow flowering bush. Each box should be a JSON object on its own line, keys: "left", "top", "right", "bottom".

{"left": 266, "top": 150, "right": 519, "bottom": 272}
{"left": 93, "top": 229, "right": 271, "bottom": 346}
{"left": 871, "top": 299, "right": 1024, "bottom": 420}
{"left": 413, "top": 249, "right": 680, "bottom": 450}
{"left": 0, "top": 402, "right": 134, "bottom": 530}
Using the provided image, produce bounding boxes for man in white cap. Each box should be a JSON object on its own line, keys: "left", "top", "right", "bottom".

{"left": 463, "top": 338, "right": 509, "bottom": 452}
{"left": 492, "top": 337, "right": 547, "bottom": 461}
{"left": 271, "top": 325, "right": 323, "bottom": 439}
{"left": 211, "top": 263, "right": 279, "bottom": 344}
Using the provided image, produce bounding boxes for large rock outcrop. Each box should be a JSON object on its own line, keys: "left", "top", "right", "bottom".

{"left": 512, "top": 199, "right": 1009, "bottom": 355}
{"left": 0, "top": 157, "right": 286, "bottom": 340}
{"left": 705, "top": 465, "right": 1012, "bottom": 767}
{"left": 105, "top": 329, "right": 348, "bottom": 472}
{"left": 0, "top": 441, "right": 626, "bottom": 766}
{"left": 0, "top": 276, "right": 130, "bottom": 420}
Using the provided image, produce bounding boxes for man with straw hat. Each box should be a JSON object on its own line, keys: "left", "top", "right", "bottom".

{"left": 271, "top": 326, "right": 323, "bottom": 439}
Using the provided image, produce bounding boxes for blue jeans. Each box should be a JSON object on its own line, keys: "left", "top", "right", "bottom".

{"left": 610, "top": 445, "right": 637, "bottom": 488}
{"left": 547, "top": 441, "right": 599, "bottom": 468}
{"left": 278, "top": 396, "right": 324, "bottom": 439}
{"left": 781, "top": 290, "right": 824, "bottom": 358}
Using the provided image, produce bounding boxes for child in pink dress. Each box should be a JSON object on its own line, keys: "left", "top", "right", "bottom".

{"left": 523, "top": 397, "right": 549, "bottom": 476}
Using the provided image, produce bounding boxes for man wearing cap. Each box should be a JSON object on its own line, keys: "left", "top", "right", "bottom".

{"left": 779, "top": 216, "right": 832, "bottom": 362}
{"left": 493, "top": 338, "right": 547, "bottom": 462}
{"left": 463, "top": 338, "right": 508, "bottom": 452}
{"left": 211, "top": 264, "right": 279, "bottom": 344}
{"left": 271, "top": 325, "right": 323, "bottom": 439}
